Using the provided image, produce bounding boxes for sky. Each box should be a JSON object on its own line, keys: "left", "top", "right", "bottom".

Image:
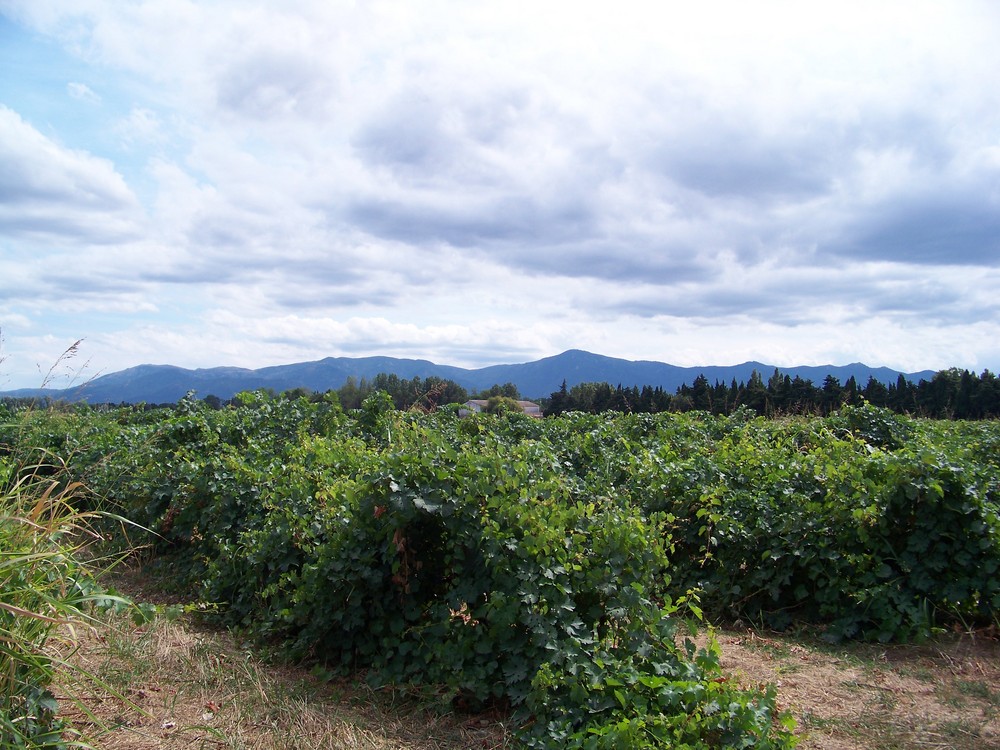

{"left": 1, "top": 0, "right": 999, "bottom": 390}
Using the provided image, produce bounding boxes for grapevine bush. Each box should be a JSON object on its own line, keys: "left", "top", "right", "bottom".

{"left": 6, "top": 393, "right": 1000, "bottom": 747}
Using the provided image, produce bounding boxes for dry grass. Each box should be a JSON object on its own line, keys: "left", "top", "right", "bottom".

{"left": 714, "top": 627, "right": 1000, "bottom": 750}
{"left": 54, "top": 565, "right": 1000, "bottom": 749}
{"left": 54, "top": 568, "right": 514, "bottom": 750}
{"left": 59, "top": 613, "right": 512, "bottom": 749}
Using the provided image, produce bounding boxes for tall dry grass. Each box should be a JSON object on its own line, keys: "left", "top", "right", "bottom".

{"left": 0, "top": 449, "right": 128, "bottom": 749}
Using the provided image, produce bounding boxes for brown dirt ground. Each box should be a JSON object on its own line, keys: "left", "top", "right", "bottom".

{"left": 714, "top": 626, "right": 1000, "bottom": 749}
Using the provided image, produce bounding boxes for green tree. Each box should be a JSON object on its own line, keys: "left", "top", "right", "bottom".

{"left": 546, "top": 380, "right": 570, "bottom": 416}
{"left": 484, "top": 395, "right": 522, "bottom": 414}
{"left": 339, "top": 376, "right": 362, "bottom": 410}
{"left": 413, "top": 376, "right": 468, "bottom": 411}
{"left": 862, "top": 376, "right": 889, "bottom": 407}
{"left": 743, "top": 370, "right": 768, "bottom": 415}
{"left": 479, "top": 382, "right": 520, "bottom": 400}
{"left": 767, "top": 370, "right": 790, "bottom": 415}
{"left": 689, "top": 374, "right": 712, "bottom": 411}
{"left": 821, "top": 375, "right": 843, "bottom": 414}
{"left": 202, "top": 394, "right": 223, "bottom": 410}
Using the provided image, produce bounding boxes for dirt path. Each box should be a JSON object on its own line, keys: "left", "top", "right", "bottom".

{"left": 715, "top": 627, "right": 1000, "bottom": 749}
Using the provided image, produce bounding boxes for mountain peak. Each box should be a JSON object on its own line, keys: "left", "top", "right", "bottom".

{"left": 0, "top": 351, "right": 934, "bottom": 405}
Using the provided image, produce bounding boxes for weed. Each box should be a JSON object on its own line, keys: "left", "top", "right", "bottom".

{"left": 0, "top": 451, "right": 128, "bottom": 747}
{"left": 955, "top": 679, "right": 1000, "bottom": 705}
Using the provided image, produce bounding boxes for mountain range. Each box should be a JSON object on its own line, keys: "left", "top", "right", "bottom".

{"left": 0, "top": 350, "right": 937, "bottom": 405}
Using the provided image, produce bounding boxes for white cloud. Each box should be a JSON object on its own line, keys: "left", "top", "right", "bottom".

{"left": 2, "top": 0, "right": 1000, "bottom": 388}
{"left": 67, "top": 81, "right": 100, "bottom": 103}
{"left": 0, "top": 105, "right": 142, "bottom": 241}
{"left": 115, "top": 107, "right": 163, "bottom": 145}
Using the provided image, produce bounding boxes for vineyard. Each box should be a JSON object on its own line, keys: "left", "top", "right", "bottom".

{"left": 2, "top": 393, "right": 999, "bottom": 748}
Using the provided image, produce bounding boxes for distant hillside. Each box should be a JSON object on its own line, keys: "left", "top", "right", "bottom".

{"left": 0, "top": 350, "right": 935, "bottom": 405}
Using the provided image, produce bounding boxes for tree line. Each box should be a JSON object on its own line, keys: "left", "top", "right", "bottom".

{"left": 333, "top": 373, "right": 520, "bottom": 411}
{"left": 4, "top": 366, "right": 999, "bottom": 420}
{"left": 544, "top": 367, "right": 1000, "bottom": 419}
{"left": 290, "top": 366, "right": 1000, "bottom": 420}
{"left": 185, "top": 374, "right": 519, "bottom": 412}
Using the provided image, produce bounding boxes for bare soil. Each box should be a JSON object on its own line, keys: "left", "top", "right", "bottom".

{"left": 715, "top": 626, "right": 1000, "bottom": 749}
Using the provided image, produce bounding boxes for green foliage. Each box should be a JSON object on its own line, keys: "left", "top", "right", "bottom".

{"left": 0, "top": 454, "right": 114, "bottom": 748}
{"left": 484, "top": 395, "right": 522, "bottom": 414}
{"left": 829, "top": 402, "right": 913, "bottom": 450}
{"left": 358, "top": 390, "right": 395, "bottom": 442}
{"left": 6, "top": 400, "right": 1000, "bottom": 747}
{"left": 545, "top": 366, "right": 1000, "bottom": 419}
{"left": 851, "top": 451, "right": 1000, "bottom": 639}
{"left": 522, "top": 607, "right": 797, "bottom": 749}
{"left": 337, "top": 374, "right": 470, "bottom": 411}
{"left": 206, "top": 418, "right": 675, "bottom": 716}
{"left": 628, "top": 410, "right": 1000, "bottom": 641}
{"left": 477, "top": 382, "right": 521, "bottom": 400}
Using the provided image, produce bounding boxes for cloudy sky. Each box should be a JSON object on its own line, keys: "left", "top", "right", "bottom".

{"left": 2, "top": 1, "right": 999, "bottom": 390}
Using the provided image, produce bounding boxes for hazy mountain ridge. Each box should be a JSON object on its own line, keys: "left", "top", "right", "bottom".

{"left": 0, "top": 349, "right": 936, "bottom": 404}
